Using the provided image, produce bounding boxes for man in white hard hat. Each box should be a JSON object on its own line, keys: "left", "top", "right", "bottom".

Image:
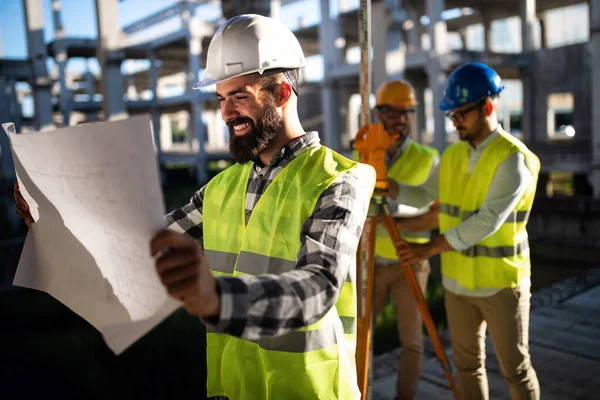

{"left": 149, "top": 14, "right": 375, "bottom": 400}
{"left": 14, "top": 14, "right": 375, "bottom": 400}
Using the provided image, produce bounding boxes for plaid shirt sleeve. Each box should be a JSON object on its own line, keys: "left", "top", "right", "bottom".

{"left": 165, "top": 185, "right": 206, "bottom": 246}
{"left": 211, "top": 169, "right": 369, "bottom": 340}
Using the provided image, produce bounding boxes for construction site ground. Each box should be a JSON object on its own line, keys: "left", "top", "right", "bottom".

{"left": 373, "top": 268, "right": 600, "bottom": 400}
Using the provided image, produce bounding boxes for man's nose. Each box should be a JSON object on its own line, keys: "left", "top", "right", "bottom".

{"left": 220, "top": 98, "right": 238, "bottom": 121}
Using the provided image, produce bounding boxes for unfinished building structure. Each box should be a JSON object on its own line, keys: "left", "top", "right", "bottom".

{"left": 1, "top": 0, "right": 600, "bottom": 198}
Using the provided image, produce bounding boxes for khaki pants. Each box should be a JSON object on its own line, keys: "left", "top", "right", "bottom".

{"left": 373, "top": 260, "right": 430, "bottom": 400}
{"left": 445, "top": 288, "right": 540, "bottom": 400}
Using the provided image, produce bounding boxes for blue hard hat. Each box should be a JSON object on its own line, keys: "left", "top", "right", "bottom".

{"left": 439, "top": 62, "right": 505, "bottom": 111}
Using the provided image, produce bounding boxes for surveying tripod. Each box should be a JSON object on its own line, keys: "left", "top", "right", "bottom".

{"left": 353, "top": 124, "right": 461, "bottom": 400}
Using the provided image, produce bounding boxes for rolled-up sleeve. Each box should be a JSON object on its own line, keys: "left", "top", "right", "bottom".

{"left": 394, "top": 155, "right": 440, "bottom": 207}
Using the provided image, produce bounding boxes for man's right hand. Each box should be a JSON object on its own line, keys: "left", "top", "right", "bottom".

{"left": 14, "top": 181, "right": 34, "bottom": 227}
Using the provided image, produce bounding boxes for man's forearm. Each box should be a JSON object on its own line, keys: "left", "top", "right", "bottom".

{"left": 395, "top": 210, "right": 439, "bottom": 232}
{"left": 426, "top": 234, "right": 453, "bottom": 258}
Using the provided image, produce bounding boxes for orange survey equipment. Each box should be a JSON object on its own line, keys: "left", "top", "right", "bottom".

{"left": 354, "top": 125, "right": 461, "bottom": 400}
{"left": 354, "top": 122, "right": 399, "bottom": 193}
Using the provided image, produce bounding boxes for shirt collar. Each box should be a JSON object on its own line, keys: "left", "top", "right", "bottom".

{"left": 398, "top": 136, "right": 412, "bottom": 154}
{"left": 472, "top": 125, "right": 502, "bottom": 152}
{"left": 253, "top": 131, "right": 320, "bottom": 167}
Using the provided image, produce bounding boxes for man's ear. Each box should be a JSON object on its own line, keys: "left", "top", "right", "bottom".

{"left": 277, "top": 82, "right": 293, "bottom": 107}
{"left": 484, "top": 98, "right": 494, "bottom": 117}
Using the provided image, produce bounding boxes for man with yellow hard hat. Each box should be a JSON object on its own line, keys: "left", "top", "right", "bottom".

{"left": 371, "top": 80, "right": 439, "bottom": 400}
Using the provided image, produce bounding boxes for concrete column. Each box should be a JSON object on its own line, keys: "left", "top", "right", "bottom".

{"left": 413, "top": 76, "right": 426, "bottom": 143}
{"left": 85, "top": 59, "right": 95, "bottom": 96}
{"left": 372, "top": 1, "right": 390, "bottom": 93}
{"left": 149, "top": 53, "right": 159, "bottom": 99}
{"left": 427, "top": 61, "right": 447, "bottom": 151}
{"left": 426, "top": 0, "right": 447, "bottom": 54}
{"left": 270, "top": 0, "right": 280, "bottom": 20}
{"left": 321, "top": 81, "right": 341, "bottom": 151}
{"left": 425, "top": 0, "right": 447, "bottom": 151}
{"left": 318, "top": 0, "right": 343, "bottom": 149}
{"left": 457, "top": 27, "right": 467, "bottom": 50}
{"left": 0, "top": 79, "right": 16, "bottom": 181}
{"left": 52, "top": 0, "right": 65, "bottom": 39}
{"left": 405, "top": 5, "right": 421, "bottom": 53}
{"left": 521, "top": 67, "right": 535, "bottom": 145}
{"left": 520, "top": 0, "right": 536, "bottom": 52}
{"left": 151, "top": 110, "right": 161, "bottom": 154}
{"left": 590, "top": 0, "right": 600, "bottom": 197}
{"left": 188, "top": 32, "right": 208, "bottom": 184}
{"left": 339, "top": 85, "right": 352, "bottom": 147}
{"left": 55, "top": 43, "right": 71, "bottom": 126}
{"left": 539, "top": 13, "right": 546, "bottom": 49}
{"left": 386, "top": 29, "right": 406, "bottom": 79}
{"left": 23, "top": 0, "right": 54, "bottom": 130}
{"left": 482, "top": 13, "right": 493, "bottom": 52}
{"left": 95, "top": 0, "right": 127, "bottom": 120}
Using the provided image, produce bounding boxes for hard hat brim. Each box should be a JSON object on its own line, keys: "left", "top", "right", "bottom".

{"left": 193, "top": 63, "right": 307, "bottom": 90}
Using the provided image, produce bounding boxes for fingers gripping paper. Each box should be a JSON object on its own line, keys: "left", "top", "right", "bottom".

{"left": 3, "top": 116, "right": 180, "bottom": 354}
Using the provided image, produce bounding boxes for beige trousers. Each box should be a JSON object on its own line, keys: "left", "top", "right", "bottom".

{"left": 373, "top": 260, "right": 430, "bottom": 400}
{"left": 445, "top": 287, "right": 540, "bottom": 400}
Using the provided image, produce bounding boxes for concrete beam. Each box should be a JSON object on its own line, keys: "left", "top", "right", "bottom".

{"left": 23, "top": 0, "right": 54, "bottom": 130}
{"left": 122, "top": 1, "right": 195, "bottom": 35}
{"left": 591, "top": 0, "right": 600, "bottom": 197}
{"left": 95, "top": 0, "right": 127, "bottom": 120}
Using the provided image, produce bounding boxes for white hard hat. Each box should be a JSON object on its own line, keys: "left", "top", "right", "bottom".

{"left": 193, "top": 14, "right": 307, "bottom": 89}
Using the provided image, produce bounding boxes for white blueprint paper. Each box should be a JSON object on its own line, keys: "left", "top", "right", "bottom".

{"left": 3, "top": 116, "right": 180, "bottom": 354}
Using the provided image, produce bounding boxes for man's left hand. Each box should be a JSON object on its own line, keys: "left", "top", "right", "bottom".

{"left": 150, "top": 229, "right": 220, "bottom": 318}
{"left": 395, "top": 241, "right": 432, "bottom": 264}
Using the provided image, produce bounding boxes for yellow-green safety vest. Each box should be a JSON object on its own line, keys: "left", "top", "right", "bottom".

{"left": 362, "top": 141, "right": 439, "bottom": 260}
{"left": 439, "top": 129, "right": 540, "bottom": 290}
{"left": 203, "top": 144, "right": 375, "bottom": 399}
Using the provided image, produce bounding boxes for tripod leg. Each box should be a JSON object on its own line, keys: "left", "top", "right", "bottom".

{"left": 381, "top": 215, "right": 461, "bottom": 400}
{"left": 356, "top": 215, "right": 377, "bottom": 399}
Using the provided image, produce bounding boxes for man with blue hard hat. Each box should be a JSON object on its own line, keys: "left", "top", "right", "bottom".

{"left": 395, "top": 62, "right": 541, "bottom": 399}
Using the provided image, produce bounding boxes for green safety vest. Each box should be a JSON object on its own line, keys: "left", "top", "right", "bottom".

{"left": 203, "top": 144, "right": 375, "bottom": 399}
{"left": 438, "top": 129, "right": 540, "bottom": 290}
{"left": 374, "top": 141, "right": 439, "bottom": 259}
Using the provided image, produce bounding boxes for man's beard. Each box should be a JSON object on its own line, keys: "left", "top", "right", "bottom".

{"left": 383, "top": 121, "right": 409, "bottom": 140}
{"left": 227, "top": 97, "right": 283, "bottom": 164}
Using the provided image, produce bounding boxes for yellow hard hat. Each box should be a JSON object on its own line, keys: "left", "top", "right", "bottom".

{"left": 375, "top": 80, "right": 418, "bottom": 108}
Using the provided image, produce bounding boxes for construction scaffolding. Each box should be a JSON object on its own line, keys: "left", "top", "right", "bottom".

{"left": 0, "top": 0, "right": 599, "bottom": 196}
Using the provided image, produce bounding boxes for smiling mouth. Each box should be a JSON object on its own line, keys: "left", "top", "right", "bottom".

{"left": 233, "top": 122, "right": 250, "bottom": 131}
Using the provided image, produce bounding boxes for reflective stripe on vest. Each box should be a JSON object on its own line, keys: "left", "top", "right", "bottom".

{"left": 203, "top": 144, "right": 375, "bottom": 399}
{"left": 376, "top": 141, "right": 439, "bottom": 259}
{"left": 439, "top": 129, "right": 540, "bottom": 290}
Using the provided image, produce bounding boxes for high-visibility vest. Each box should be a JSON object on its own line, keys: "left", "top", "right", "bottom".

{"left": 203, "top": 144, "right": 375, "bottom": 399}
{"left": 439, "top": 130, "right": 540, "bottom": 290}
{"left": 375, "top": 141, "right": 439, "bottom": 259}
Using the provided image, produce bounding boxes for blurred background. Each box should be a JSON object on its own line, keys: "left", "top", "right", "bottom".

{"left": 1, "top": 0, "right": 599, "bottom": 398}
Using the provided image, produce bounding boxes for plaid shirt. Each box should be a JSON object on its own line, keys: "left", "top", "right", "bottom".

{"left": 166, "top": 132, "right": 369, "bottom": 340}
